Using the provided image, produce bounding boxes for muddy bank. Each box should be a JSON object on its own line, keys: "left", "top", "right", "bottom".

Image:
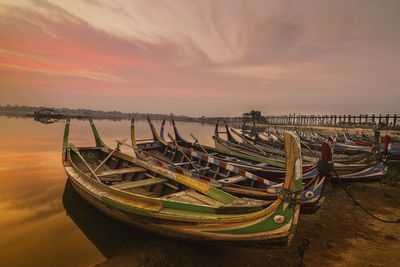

{"left": 91, "top": 182, "right": 400, "bottom": 267}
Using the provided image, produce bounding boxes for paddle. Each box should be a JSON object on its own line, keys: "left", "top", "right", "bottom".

{"left": 167, "top": 133, "right": 200, "bottom": 173}
{"left": 190, "top": 133, "right": 209, "bottom": 155}
{"left": 93, "top": 149, "right": 116, "bottom": 174}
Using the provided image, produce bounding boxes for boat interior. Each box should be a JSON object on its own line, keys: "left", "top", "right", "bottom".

{"left": 69, "top": 147, "right": 271, "bottom": 212}
{"left": 138, "top": 143, "right": 269, "bottom": 190}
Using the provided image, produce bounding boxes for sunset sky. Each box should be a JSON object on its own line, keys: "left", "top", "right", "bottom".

{"left": 0, "top": 0, "right": 399, "bottom": 116}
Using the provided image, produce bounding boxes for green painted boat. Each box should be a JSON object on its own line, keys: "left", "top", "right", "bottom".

{"left": 62, "top": 118, "right": 303, "bottom": 246}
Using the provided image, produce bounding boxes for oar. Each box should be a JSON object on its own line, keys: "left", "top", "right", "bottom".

{"left": 93, "top": 149, "right": 116, "bottom": 174}
{"left": 300, "top": 140, "right": 312, "bottom": 150}
{"left": 190, "top": 133, "right": 209, "bottom": 155}
{"left": 167, "top": 133, "right": 200, "bottom": 173}
{"left": 70, "top": 145, "right": 101, "bottom": 182}
{"left": 230, "top": 128, "right": 268, "bottom": 156}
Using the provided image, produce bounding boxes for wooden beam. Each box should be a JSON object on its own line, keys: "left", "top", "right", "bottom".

{"left": 111, "top": 177, "right": 166, "bottom": 190}
{"left": 74, "top": 149, "right": 101, "bottom": 182}
{"left": 97, "top": 166, "right": 146, "bottom": 177}
{"left": 93, "top": 150, "right": 115, "bottom": 174}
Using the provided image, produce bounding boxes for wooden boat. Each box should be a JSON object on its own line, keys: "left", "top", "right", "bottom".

{"left": 216, "top": 123, "right": 388, "bottom": 181}
{"left": 129, "top": 118, "right": 330, "bottom": 213}
{"left": 168, "top": 119, "right": 318, "bottom": 180}
{"left": 62, "top": 118, "right": 303, "bottom": 246}
{"left": 220, "top": 123, "right": 370, "bottom": 164}
{"left": 183, "top": 120, "right": 388, "bottom": 181}
{"left": 343, "top": 132, "right": 373, "bottom": 147}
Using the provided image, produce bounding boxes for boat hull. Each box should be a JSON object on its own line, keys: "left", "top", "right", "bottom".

{"left": 66, "top": 174, "right": 293, "bottom": 247}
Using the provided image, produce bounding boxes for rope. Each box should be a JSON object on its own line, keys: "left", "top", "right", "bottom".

{"left": 294, "top": 238, "right": 310, "bottom": 267}
{"left": 379, "top": 176, "right": 399, "bottom": 200}
{"left": 333, "top": 168, "right": 400, "bottom": 223}
{"left": 279, "top": 187, "right": 303, "bottom": 205}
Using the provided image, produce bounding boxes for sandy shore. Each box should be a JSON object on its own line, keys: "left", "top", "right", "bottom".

{"left": 95, "top": 182, "right": 400, "bottom": 267}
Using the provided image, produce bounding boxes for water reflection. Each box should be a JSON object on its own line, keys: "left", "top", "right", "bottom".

{"left": 34, "top": 117, "right": 60, "bottom": 124}
{"left": 62, "top": 180, "right": 223, "bottom": 266}
{"left": 0, "top": 117, "right": 220, "bottom": 266}
{"left": 0, "top": 117, "right": 300, "bottom": 266}
{"left": 62, "top": 180, "right": 134, "bottom": 259}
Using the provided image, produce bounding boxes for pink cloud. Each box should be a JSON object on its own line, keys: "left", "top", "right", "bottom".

{"left": 0, "top": 1, "right": 399, "bottom": 116}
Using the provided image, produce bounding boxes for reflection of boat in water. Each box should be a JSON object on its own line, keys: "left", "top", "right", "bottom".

{"left": 34, "top": 117, "right": 59, "bottom": 124}
{"left": 62, "top": 180, "right": 214, "bottom": 264}
{"left": 62, "top": 180, "right": 151, "bottom": 259}
{"left": 34, "top": 108, "right": 65, "bottom": 119}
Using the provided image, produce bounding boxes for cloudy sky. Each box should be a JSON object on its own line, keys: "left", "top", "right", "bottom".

{"left": 0, "top": 0, "right": 399, "bottom": 116}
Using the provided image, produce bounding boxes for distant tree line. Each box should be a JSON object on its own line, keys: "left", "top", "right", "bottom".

{"left": 0, "top": 104, "right": 205, "bottom": 122}
{"left": 242, "top": 110, "right": 264, "bottom": 122}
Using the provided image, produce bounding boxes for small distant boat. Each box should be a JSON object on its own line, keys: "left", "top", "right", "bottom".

{"left": 62, "top": 118, "right": 303, "bottom": 247}
{"left": 34, "top": 108, "right": 65, "bottom": 119}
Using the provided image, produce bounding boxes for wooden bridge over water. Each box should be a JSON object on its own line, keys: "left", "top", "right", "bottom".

{"left": 200, "top": 114, "right": 400, "bottom": 129}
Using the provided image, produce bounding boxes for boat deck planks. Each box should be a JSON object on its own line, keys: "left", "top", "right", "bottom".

{"left": 111, "top": 177, "right": 167, "bottom": 190}
{"left": 185, "top": 190, "right": 225, "bottom": 207}
{"left": 162, "top": 189, "right": 224, "bottom": 207}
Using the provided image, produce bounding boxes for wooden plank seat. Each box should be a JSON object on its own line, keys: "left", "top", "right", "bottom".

{"left": 185, "top": 190, "right": 224, "bottom": 207}
{"left": 111, "top": 177, "right": 167, "bottom": 190}
{"left": 162, "top": 189, "right": 223, "bottom": 207}
{"left": 97, "top": 167, "right": 146, "bottom": 177}
{"left": 100, "top": 177, "right": 124, "bottom": 182}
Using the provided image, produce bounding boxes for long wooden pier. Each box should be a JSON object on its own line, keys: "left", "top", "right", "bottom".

{"left": 262, "top": 114, "right": 398, "bottom": 127}
{"left": 200, "top": 114, "right": 399, "bottom": 129}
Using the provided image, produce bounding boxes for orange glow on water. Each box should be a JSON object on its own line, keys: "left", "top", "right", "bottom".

{"left": 0, "top": 117, "right": 216, "bottom": 266}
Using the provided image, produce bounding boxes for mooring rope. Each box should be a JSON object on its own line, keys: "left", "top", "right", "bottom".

{"left": 294, "top": 238, "right": 310, "bottom": 267}
{"left": 378, "top": 175, "right": 399, "bottom": 200}
{"left": 333, "top": 168, "right": 400, "bottom": 223}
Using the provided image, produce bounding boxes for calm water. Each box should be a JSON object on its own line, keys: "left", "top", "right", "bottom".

{"left": 0, "top": 117, "right": 218, "bottom": 266}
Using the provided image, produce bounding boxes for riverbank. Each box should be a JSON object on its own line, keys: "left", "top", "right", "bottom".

{"left": 95, "top": 181, "right": 400, "bottom": 266}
